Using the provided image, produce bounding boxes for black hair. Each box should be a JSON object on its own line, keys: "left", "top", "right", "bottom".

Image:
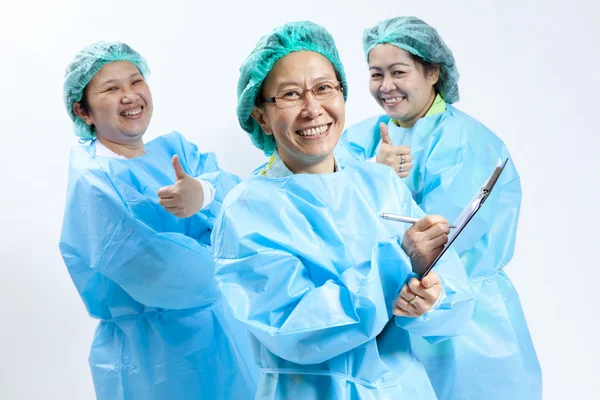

{"left": 407, "top": 53, "right": 441, "bottom": 94}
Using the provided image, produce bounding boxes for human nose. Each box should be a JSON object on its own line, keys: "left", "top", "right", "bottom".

{"left": 380, "top": 74, "right": 396, "bottom": 93}
{"left": 121, "top": 87, "right": 140, "bottom": 104}
{"left": 299, "top": 90, "right": 323, "bottom": 119}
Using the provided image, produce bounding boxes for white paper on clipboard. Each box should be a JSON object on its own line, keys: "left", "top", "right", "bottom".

{"left": 419, "top": 158, "right": 509, "bottom": 278}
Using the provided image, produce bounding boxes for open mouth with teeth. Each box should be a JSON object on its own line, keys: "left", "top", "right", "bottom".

{"left": 382, "top": 96, "right": 406, "bottom": 105}
{"left": 295, "top": 123, "right": 331, "bottom": 139}
{"left": 120, "top": 106, "right": 143, "bottom": 118}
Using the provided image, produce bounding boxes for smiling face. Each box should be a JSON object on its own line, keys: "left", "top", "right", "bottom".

{"left": 368, "top": 44, "right": 438, "bottom": 128}
{"left": 73, "top": 60, "right": 153, "bottom": 145}
{"left": 251, "top": 51, "right": 345, "bottom": 174}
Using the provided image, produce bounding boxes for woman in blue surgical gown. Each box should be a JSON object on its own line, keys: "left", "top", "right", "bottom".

{"left": 59, "top": 41, "right": 257, "bottom": 400}
{"left": 336, "top": 16, "right": 542, "bottom": 400}
{"left": 212, "top": 21, "right": 475, "bottom": 399}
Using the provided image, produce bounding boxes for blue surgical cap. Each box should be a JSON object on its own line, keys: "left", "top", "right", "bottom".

{"left": 237, "top": 21, "right": 348, "bottom": 156}
{"left": 63, "top": 41, "right": 150, "bottom": 139}
{"left": 363, "top": 16, "right": 460, "bottom": 103}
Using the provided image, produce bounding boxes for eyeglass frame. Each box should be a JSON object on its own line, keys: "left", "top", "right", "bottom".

{"left": 258, "top": 80, "right": 344, "bottom": 109}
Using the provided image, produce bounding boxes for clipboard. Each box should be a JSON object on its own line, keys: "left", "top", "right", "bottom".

{"left": 419, "top": 158, "right": 510, "bottom": 278}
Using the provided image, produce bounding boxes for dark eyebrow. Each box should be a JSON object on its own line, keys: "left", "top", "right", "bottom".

{"left": 99, "top": 72, "right": 142, "bottom": 86}
{"left": 369, "top": 62, "right": 411, "bottom": 70}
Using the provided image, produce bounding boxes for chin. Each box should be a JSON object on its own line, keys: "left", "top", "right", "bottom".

{"left": 120, "top": 131, "right": 146, "bottom": 141}
{"left": 310, "top": 146, "right": 337, "bottom": 161}
{"left": 125, "top": 123, "right": 149, "bottom": 135}
{"left": 384, "top": 109, "right": 408, "bottom": 121}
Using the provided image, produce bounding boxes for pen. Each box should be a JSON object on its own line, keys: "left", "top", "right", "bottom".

{"left": 380, "top": 213, "right": 456, "bottom": 229}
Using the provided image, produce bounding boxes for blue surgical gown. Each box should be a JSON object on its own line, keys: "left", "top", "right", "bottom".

{"left": 59, "top": 132, "right": 258, "bottom": 400}
{"left": 212, "top": 161, "right": 474, "bottom": 399}
{"left": 337, "top": 105, "right": 542, "bottom": 399}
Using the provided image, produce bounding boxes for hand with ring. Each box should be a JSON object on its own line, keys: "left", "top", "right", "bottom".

{"left": 375, "top": 122, "right": 413, "bottom": 178}
{"left": 393, "top": 271, "right": 443, "bottom": 317}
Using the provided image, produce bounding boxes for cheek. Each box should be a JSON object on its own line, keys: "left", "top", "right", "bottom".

{"left": 102, "top": 97, "right": 118, "bottom": 110}
{"left": 334, "top": 101, "right": 345, "bottom": 123}
{"left": 394, "top": 77, "right": 410, "bottom": 90}
{"left": 274, "top": 120, "right": 291, "bottom": 136}
{"left": 88, "top": 99, "right": 112, "bottom": 120}
{"left": 326, "top": 100, "right": 345, "bottom": 129}
{"left": 269, "top": 110, "right": 295, "bottom": 136}
{"left": 142, "top": 88, "right": 153, "bottom": 105}
{"left": 411, "top": 76, "right": 433, "bottom": 97}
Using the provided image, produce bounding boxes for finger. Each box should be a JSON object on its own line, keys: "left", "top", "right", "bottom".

{"left": 421, "top": 275, "right": 432, "bottom": 289}
{"left": 392, "top": 304, "right": 412, "bottom": 317}
{"left": 426, "top": 232, "right": 449, "bottom": 249}
{"left": 400, "top": 284, "right": 418, "bottom": 302}
{"left": 380, "top": 122, "right": 393, "bottom": 145}
{"left": 159, "top": 198, "right": 180, "bottom": 207}
{"left": 411, "top": 282, "right": 438, "bottom": 304}
{"left": 408, "top": 278, "right": 422, "bottom": 294}
{"left": 172, "top": 155, "right": 188, "bottom": 181}
{"left": 397, "top": 164, "right": 412, "bottom": 178}
{"left": 401, "top": 161, "right": 413, "bottom": 171}
{"left": 410, "top": 296, "right": 430, "bottom": 316}
{"left": 413, "top": 215, "right": 448, "bottom": 232}
{"left": 157, "top": 185, "right": 176, "bottom": 198}
{"left": 414, "top": 272, "right": 442, "bottom": 299}
{"left": 401, "top": 153, "right": 413, "bottom": 163}
{"left": 393, "top": 145, "right": 411, "bottom": 155}
{"left": 395, "top": 296, "right": 417, "bottom": 315}
{"left": 396, "top": 162, "right": 413, "bottom": 176}
{"left": 421, "top": 272, "right": 441, "bottom": 289}
{"left": 411, "top": 279, "right": 437, "bottom": 304}
{"left": 419, "top": 221, "right": 449, "bottom": 241}
{"left": 428, "top": 244, "right": 447, "bottom": 260}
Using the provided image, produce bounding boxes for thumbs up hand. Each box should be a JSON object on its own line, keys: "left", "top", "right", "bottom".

{"left": 158, "top": 155, "right": 204, "bottom": 218}
{"left": 375, "top": 122, "right": 413, "bottom": 178}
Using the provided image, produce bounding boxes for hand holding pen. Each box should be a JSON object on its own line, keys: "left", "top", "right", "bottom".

{"left": 381, "top": 213, "right": 456, "bottom": 229}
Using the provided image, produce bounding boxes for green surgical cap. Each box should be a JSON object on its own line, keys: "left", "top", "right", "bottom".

{"left": 237, "top": 21, "right": 348, "bottom": 156}
{"left": 63, "top": 41, "right": 150, "bottom": 139}
{"left": 363, "top": 16, "right": 459, "bottom": 104}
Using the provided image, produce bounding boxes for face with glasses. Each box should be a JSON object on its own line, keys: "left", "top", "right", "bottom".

{"left": 251, "top": 51, "right": 345, "bottom": 174}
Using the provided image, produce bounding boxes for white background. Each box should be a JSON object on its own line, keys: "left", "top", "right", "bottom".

{"left": 0, "top": 0, "right": 598, "bottom": 398}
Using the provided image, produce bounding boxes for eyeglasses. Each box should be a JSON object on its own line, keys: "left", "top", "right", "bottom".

{"left": 261, "top": 81, "right": 343, "bottom": 109}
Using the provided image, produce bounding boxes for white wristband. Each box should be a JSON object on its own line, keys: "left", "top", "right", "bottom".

{"left": 195, "top": 178, "right": 215, "bottom": 210}
{"left": 430, "top": 287, "right": 446, "bottom": 311}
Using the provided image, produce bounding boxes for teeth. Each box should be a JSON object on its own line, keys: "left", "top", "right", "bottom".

{"left": 383, "top": 97, "right": 404, "bottom": 104}
{"left": 122, "top": 107, "right": 142, "bottom": 116}
{"left": 298, "top": 125, "right": 328, "bottom": 136}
